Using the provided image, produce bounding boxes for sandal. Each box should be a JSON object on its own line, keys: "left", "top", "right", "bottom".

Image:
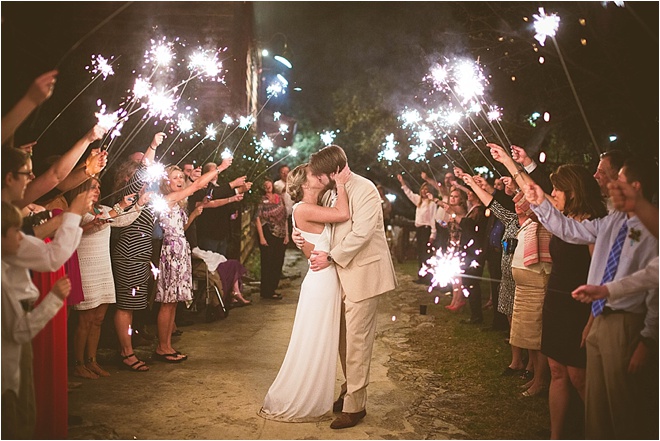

{"left": 520, "top": 369, "right": 534, "bottom": 380}
{"left": 174, "top": 351, "right": 188, "bottom": 361}
{"left": 119, "top": 353, "right": 149, "bottom": 372}
{"left": 153, "top": 352, "right": 185, "bottom": 363}
{"left": 232, "top": 292, "right": 252, "bottom": 306}
{"left": 73, "top": 361, "right": 99, "bottom": 379}
{"left": 85, "top": 357, "right": 110, "bottom": 377}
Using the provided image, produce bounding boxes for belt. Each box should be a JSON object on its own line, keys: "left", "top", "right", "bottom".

{"left": 601, "top": 306, "right": 629, "bottom": 315}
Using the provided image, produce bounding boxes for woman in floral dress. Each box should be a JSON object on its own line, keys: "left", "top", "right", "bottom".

{"left": 154, "top": 161, "right": 231, "bottom": 362}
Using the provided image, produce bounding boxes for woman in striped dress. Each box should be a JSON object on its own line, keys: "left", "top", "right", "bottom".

{"left": 111, "top": 133, "right": 164, "bottom": 372}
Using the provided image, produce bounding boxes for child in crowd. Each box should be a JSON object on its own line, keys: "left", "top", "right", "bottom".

{"left": 1, "top": 201, "right": 71, "bottom": 439}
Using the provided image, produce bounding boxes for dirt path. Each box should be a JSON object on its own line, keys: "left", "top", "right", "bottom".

{"left": 69, "top": 250, "right": 464, "bottom": 439}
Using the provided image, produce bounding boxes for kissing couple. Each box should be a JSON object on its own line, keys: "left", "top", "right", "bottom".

{"left": 258, "top": 145, "right": 398, "bottom": 429}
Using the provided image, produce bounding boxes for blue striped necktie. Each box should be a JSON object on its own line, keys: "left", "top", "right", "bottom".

{"left": 592, "top": 220, "right": 629, "bottom": 317}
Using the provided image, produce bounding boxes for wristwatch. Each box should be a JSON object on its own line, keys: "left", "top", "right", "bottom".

{"left": 327, "top": 254, "right": 333, "bottom": 263}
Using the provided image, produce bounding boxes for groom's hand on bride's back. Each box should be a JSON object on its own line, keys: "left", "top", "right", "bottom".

{"left": 292, "top": 229, "right": 305, "bottom": 249}
{"left": 310, "top": 250, "right": 331, "bottom": 272}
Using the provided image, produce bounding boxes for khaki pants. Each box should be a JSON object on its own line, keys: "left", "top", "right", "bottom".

{"left": 1, "top": 344, "right": 36, "bottom": 439}
{"left": 338, "top": 293, "right": 379, "bottom": 413}
{"left": 585, "top": 311, "right": 658, "bottom": 439}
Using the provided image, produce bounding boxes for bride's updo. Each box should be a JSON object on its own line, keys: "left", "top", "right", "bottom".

{"left": 287, "top": 163, "right": 309, "bottom": 203}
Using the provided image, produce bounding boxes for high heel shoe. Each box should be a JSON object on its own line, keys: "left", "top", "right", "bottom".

{"left": 450, "top": 301, "right": 466, "bottom": 312}
{"left": 232, "top": 292, "right": 251, "bottom": 306}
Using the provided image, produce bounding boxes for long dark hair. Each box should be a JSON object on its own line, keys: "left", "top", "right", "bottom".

{"left": 550, "top": 164, "right": 607, "bottom": 219}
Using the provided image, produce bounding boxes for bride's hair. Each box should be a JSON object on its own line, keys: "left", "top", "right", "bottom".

{"left": 287, "top": 163, "right": 309, "bottom": 203}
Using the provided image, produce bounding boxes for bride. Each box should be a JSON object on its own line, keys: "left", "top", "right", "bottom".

{"left": 258, "top": 163, "right": 351, "bottom": 422}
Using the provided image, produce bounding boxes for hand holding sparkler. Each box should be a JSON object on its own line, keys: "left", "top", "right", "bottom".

{"left": 524, "top": 183, "right": 545, "bottom": 206}
{"left": 51, "top": 276, "right": 72, "bottom": 301}
{"left": 396, "top": 174, "right": 406, "bottom": 186}
{"left": 27, "top": 70, "right": 59, "bottom": 106}
{"left": 2, "top": 70, "right": 59, "bottom": 144}
{"left": 510, "top": 145, "right": 532, "bottom": 167}
{"left": 18, "top": 141, "right": 38, "bottom": 156}
{"left": 571, "top": 284, "right": 609, "bottom": 304}
{"left": 150, "top": 132, "right": 166, "bottom": 150}
{"left": 472, "top": 175, "right": 493, "bottom": 193}
{"left": 229, "top": 176, "right": 247, "bottom": 189}
{"left": 68, "top": 190, "right": 95, "bottom": 216}
{"left": 218, "top": 156, "right": 233, "bottom": 173}
{"left": 84, "top": 148, "right": 108, "bottom": 177}
{"left": 607, "top": 180, "right": 642, "bottom": 214}
{"left": 487, "top": 143, "right": 514, "bottom": 166}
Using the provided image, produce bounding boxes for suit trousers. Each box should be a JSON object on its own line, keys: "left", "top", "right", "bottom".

{"left": 338, "top": 293, "right": 380, "bottom": 413}
{"left": 259, "top": 226, "right": 285, "bottom": 297}
{"left": 585, "top": 311, "right": 658, "bottom": 439}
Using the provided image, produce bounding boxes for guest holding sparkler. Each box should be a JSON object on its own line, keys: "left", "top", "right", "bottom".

{"left": 255, "top": 179, "right": 289, "bottom": 300}
{"left": 64, "top": 178, "right": 147, "bottom": 379}
{"left": 110, "top": 132, "right": 165, "bottom": 372}
{"left": 1, "top": 70, "right": 57, "bottom": 145}
{"left": 153, "top": 162, "right": 233, "bottom": 363}
{"left": 460, "top": 172, "right": 527, "bottom": 377}
{"left": 397, "top": 174, "right": 437, "bottom": 284}
{"left": 490, "top": 142, "right": 607, "bottom": 435}
{"left": 422, "top": 171, "right": 456, "bottom": 201}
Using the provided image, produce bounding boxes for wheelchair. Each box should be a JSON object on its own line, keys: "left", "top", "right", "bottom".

{"left": 190, "top": 257, "right": 229, "bottom": 322}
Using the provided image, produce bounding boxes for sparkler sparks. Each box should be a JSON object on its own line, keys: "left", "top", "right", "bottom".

{"left": 258, "top": 134, "right": 274, "bottom": 151}
{"left": 420, "top": 247, "right": 465, "bottom": 291}
{"left": 221, "top": 148, "right": 233, "bottom": 160}
{"left": 177, "top": 114, "right": 193, "bottom": 133}
{"left": 149, "top": 194, "right": 170, "bottom": 215}
{"left": 320, "top": 130, "right": 337, "bottom": 146}
{"left": 378, "top": 133, "right": 399, "bottom": 163}
{"left": 87, "top": 54, "right": 115, "bottom": 80}
{"left": 95, "top": 100, "right": 125, "bottom": 138}
{"left": 142, "top": 88, "right": 177, "bottom": 121}
{"left": 278, "top": 123, "right": 289, "bottom": 134}
{"left": 150, "top": 262, "right": 160, "bottom": 280}
{"left": 273, "top": 112, "right": 281, "bottom": 121}
{"left": 188, "top": 49, "right": 225, "bottom": 81}
{"left": 266, "top": 80, "right": 286, "bottom": 98}
{"left": 222, "top": 114, "right": 234, "bottom": 126}
{"left": 145, "top": 162, "right": 167, "bottom": 183}
{"left": 132, "top": 78, "right": 151, "bottom": 99}
{"left": 147, "top": 38, "right": 175, "bottom": 67}
{"left": 204, "top": 124, "right": 217, "bottom": 140}
{"left": 533, "top": 7, "right": 560, "bottom": 46}
{"left": 238, "top": 115, "right": 254, "bottom": 129}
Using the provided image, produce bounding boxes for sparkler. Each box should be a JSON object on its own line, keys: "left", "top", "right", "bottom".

{"left": 188, "top": 48, "right": 225, "bottom": 82}
{"left": 95, "top": 100, "right": 125, "bottom": 139}
{"left": 278, "top": 124, "right": 289, "bottom": 135}
{"left": 35, "top": 54, "right": 121, "bottom": 142}
{"left": 532, "top": 7, "right": 601, "bottom": 154}
{"left": 252, "top": 147, "right": 298, "bottom": 181}
{"left": 145, "top": 161, "right": 167, "bottom": 183}
{"left": 150, "top": 262, "right": 160, "bottom": 280}
{"left": 220, "top": 148, "right": 233, "bottom": 160}
{"left": 273, "top": 112, "right": 281, "bottom": 121}
{"left": 86, "top": 54, "right": 115, "bottom": 80}
{"left": 149, "top": 194, "right": 170, "bottom": 215}
{"left": 320, "top": 130, "right": 338, "bottom": 146}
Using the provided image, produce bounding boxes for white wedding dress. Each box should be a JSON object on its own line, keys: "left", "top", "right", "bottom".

{"left": 258, "top": 203, "right": 341, "bottom": 422}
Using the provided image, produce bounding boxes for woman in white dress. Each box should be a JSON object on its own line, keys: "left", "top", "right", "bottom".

{"left": 259, "top": 163, "right": 351, "bottom": 422}
{"left": 67, "top": 177, "right": 147, "bottom": 379}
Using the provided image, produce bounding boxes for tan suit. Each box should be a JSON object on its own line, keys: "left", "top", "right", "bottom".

{"left": 324, "top": 173, "right": 397, "bottom": 413}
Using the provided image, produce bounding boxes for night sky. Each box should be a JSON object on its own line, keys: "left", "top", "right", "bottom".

{"left": 2, "top": 2, "right": 658, "bottom": 170}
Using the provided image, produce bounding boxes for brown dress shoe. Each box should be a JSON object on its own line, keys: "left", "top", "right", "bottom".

{"left": 330, "top": 409, "right": 367, "bottom": 429}
{"left": 332, "top": 397, "right": 344, "bottom": 413}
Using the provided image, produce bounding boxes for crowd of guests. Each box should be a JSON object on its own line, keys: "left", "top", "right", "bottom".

{"left": 2, "top": 70, "right": 657, "bottom": 441}
{"left": 396, "top": 143, "right": 658, "bottom": 439}
{"left": 1, "top": 72, "right": 292, "bottom": 438}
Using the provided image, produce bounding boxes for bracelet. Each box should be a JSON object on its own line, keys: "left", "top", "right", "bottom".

{"left": 149, "top": 145, "right": 157, "bottom": 150}
{"left": 113, "top": 203, "right": 123, "bottom": 214}
{"left": 512, "top": 169, "right": 523, "bottom": 180}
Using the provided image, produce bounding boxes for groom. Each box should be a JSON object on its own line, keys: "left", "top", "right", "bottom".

{"left": 304, "top": 145, "right": 398, "bottom": 429}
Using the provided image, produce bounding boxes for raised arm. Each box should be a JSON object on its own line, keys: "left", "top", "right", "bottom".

{"left": 421, "top": 171, "right": 441, "bottom": 192}
{"left": 142, "top": 132, "right": 166, "bottom": 165}
{"left": 165, "top": 157, "right": 233, "bottom": 204}
{"left": 460, "top": 173, "right": 493, "bottom": 207}
{"left": 16, "top": 125, "right": 106, "bottom": 208}
{"left": 296, "top": 166, "right": 352, "bottom": 226}
{"left": 2, "top": 70, "right": 58, "bottom": 144}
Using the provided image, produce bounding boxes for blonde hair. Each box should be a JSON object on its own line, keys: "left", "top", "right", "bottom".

{"left": 161, "top": 165, "right": 187, "bottom": 209}
{"left": 287, "top": 163, "right": 309, "bottom": 203}
{"left": 2, "top": 201, "right": 23, "bottom": 236}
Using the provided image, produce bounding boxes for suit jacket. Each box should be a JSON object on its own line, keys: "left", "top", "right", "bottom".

{"left": 324, "top": 174, "right": 398, "bottom": 302}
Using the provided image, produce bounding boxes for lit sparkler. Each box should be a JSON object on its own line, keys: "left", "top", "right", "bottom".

{"left": 145, "top": 161, "right": 167, "bottom": 183}
{"left": 188, "top": 48, "right": 225, "bottom": 81}
{"left": 132, "top": 78, "right": 151, "bottom": 99}
{"left": 533, "top": 7, "right": 560, "bottom": 46}
{"left": 420, "top": 247, "right": 464, "bottom": 291}
{"left": 279, "top": 124, "right": 289, "bottom": 135}
{"left": 177, "top": 114, "right": 193, "bottom": 133}
{"left": 258, "top": 134, "right": 274, "bottom": 151}
{"left": 221, "top": 148, "right": 233, "bottom": 160}
{"left": 273, "top": 111, "right": 281, "bottom": 121}
{"left": 205, "top": 124, "right": 217, "bottom": 140}
{"left": 378, "top": 134, "right": 399, "bottom": 164}
{"left": 150, "top": 262, "right": 160, "bottom": 280}
{"left": 86, "top": 54, "right": 115, "bottom": 80}
{"left": 320, "top": 130, "right": 337, "bottom": 146}
{"left": 238, "top": 115, "right": 254, "bottom": 129}
{"left": 222, "top": 114, "right": 234, "bottom": 126}
{"left": 95, "top": 100, "right": 125, "bottom": 139}
{"left": 146, "top": 38, "right": 175, "bottom": 67}
{"left": 149, "top": 193, "right": 170, "bottom": 215}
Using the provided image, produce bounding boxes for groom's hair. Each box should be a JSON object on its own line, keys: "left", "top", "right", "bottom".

{"left": 309, "top": 145, "right": 347, "bottom": 176}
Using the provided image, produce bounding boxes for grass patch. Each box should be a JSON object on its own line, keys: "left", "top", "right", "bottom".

{"left": 396, "top": 260, "right": 552, "bottom": 439}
